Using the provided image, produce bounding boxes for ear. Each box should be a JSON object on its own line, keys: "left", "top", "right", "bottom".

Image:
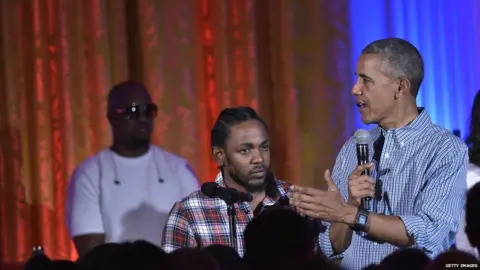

{"left": 212, "top": 146, "right": 225, "bottom": 167}
{"left": 395, "top": 78, "right": 411, "bottom": 99}
{"left": 107, "top": 112, "right": 115, "bottom": 126}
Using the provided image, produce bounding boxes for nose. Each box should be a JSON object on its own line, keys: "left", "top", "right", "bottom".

{"left": 351, "top": 82, "right": 363, "bottom": 96}
{"left": 251, "top": 149, "right": 265, "bottom": 164}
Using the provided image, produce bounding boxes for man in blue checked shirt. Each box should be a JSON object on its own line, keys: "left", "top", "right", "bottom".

{"left": 289, "top": 38, "right": 468, "bottom": 270}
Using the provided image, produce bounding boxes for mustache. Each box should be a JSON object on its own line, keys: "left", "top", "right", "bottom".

{"left": 249, "top": 165, "right": 268, "bottom": 175}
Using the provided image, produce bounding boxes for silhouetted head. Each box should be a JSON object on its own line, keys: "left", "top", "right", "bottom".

{"left": 23, "top": 253, "right": 52, "bottom": 270}
{"left": 77, "top": 242, "right": 123, "bottom": 270}
{"left": 467, "top": 90, "right": 480, "bottom": 166}
{"left": 169, "top": 247, "right": 220, "bottom": 270}
{"left": 107, "top": 80, "right": 157, "bottom": 152}
{"left": 352, "top": 38, "right": 424, "bottom": 127}
{"left": 203, "top": 244, "right": 247, "bottom": 270}
{"left": 465, "top": 182, "right": 480, "bottom": 251}
{"left": 243, "top": 207, "right": 321, "bottom": 269}
{"left": 50, "top": 260, "right": 87, "bottom": 270}
{"left": 104, "top": 240, "right": 171, "bottom": 270}
{"left": 211, "top": 107, "right": 270, "bottom": 193}
{"left": 379, "top": 248, "right": 430, "bottom": 270}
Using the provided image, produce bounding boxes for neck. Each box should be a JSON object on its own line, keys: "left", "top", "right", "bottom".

{"left": 110, "top": 141, "right": 150, "bottom": 157}
{"left": 379, "top": 101, "right": 419, "bottom": 129}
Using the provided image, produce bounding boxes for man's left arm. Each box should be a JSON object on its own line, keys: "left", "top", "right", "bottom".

{"left": 348, "top": 148, "right": 468, "bottom": 256}
{"left": 161, "top": 202, "right": 198, "bottom": 252}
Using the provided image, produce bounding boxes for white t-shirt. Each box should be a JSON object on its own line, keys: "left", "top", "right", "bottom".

{"left": 65, "top": 145, "right": 199, "bottom": 247}
{"left": 455, "top": 162, "right": 480, "bottom": 258}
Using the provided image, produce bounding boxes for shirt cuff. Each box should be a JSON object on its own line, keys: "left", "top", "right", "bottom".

{"left": 318, "top": 222, "right": 345, "bottom": 261}
{"left": 399, "top": 215, "right": 427, "bottom": 248}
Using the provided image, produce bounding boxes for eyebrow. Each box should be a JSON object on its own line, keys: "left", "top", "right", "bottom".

{"left": 239, "top": 139, "right": 270, "bottom": 147}
{"left": 354, "top": 72, "right": 374, "bottom": 81}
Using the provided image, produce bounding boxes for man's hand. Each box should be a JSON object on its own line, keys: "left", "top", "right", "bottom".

{"left": 289, "top": 169, "right": 357, "bottom": 225}
{"left": 347, "top": 163, "right": 376, "bottom": 207}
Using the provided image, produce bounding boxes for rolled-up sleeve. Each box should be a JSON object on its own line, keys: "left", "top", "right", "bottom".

{"left": 319, "top": 222, "right": 345, "bottom": 260}
{"left": 399, "top": 148, "right": 468, "bottom": 258}
{"left": 318, "top": 144, "right": 349, "bottom": 259}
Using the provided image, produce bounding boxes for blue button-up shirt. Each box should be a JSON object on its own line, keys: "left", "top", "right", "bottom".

{"left": 319, "top": 108, "right": 468, "bottom": 270}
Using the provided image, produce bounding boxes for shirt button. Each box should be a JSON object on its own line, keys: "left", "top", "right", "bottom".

{"left": 400, "top": 142, "right": 404, "bottom": 147}
{"left": 385, "top": 153, "right": 390, "bottom": 159}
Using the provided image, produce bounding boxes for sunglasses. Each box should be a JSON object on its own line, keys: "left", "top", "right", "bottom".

{"left": 113, "top": 103, "right": 158, "bottom": 120}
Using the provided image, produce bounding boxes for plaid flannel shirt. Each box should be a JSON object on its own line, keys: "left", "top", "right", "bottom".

{"left": 161, "top": 172, "right": 291, "bottom": 256}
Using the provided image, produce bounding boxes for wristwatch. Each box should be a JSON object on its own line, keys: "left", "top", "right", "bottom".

{"left": 350, "top": 207, "right": 369, "bottom": 232}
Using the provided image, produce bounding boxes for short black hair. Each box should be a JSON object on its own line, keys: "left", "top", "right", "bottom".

{"left": 210, "top": 106, "right": 267, "bottom": 148}
{"left": 362, "top": 38, "right": 424, "bottom": 97}
{"left": 243, "top": 207, "right": 320, "bottom": 267}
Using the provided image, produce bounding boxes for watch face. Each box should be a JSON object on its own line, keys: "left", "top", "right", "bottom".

{"left": 358, "top": 214, "right": 367, "bottom": 225}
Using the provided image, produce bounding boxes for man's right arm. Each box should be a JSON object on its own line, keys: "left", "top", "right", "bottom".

{"left": 161, "top": 202, "right": 198, "bottom": 252}
{"left": 65, "top": 169, "right": 105, "bottom": 258}
{"left": 329, "top": 217, "right": 354, "bottom": 253}
{"left": 319, "top": 143, "right": 353, "bottom": 257}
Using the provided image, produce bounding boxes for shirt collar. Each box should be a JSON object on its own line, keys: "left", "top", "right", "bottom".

{"left": 371, "top": 107, "right": 432, "bottom": 148}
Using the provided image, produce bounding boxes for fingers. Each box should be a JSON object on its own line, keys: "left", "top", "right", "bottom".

{"left": 350, "top": 163, "right": 375, "bottom": 177}
{"left": 290, "top": 185, "right": 325, "bottom": 197}
{"left": 348, "top": 175, "right": 375, "bottom": 198}
{"left": 291, "top": 200, "right": 321, "bottom": 212}
{"left": 296, "top": 209, "right": 323, "bottom": 220}
{"left": 289, "top": 192, "right": 322, "bottom": 212}
{"left": 324, "top": 169, "right": 338, "bottom": 192}
{"left": 348, "top": 174, "right": 375, "bottom": 185}
{"left": 292, "top": 170, "right": 339, "bottom": 195}
{"left": 289, "top": 192, "right": 317, "bottom": 203}
{"left": 351, "top": 183, "right": 375, "bottom": 198}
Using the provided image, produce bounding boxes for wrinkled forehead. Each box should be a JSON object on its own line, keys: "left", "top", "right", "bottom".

{"left": 108, "top": 86, "right": 152, "bottom": 109}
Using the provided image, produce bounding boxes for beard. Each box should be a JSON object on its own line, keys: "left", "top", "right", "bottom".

{"left": 130, "top": 135, "right": 151, "bottom": 147}
{"left": 227, "top": 167, "right": 269, "bottom": 193}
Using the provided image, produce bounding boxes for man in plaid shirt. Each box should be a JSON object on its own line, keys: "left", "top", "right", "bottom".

{"left": 161, "top": 106, "right": 291, "bottom": 256}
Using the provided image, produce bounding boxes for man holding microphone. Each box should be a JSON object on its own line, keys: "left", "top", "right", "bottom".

{"left": 290, "top": 38, "right": 468, "bottom": 269}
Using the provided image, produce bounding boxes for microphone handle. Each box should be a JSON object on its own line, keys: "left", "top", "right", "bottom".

{"left": 361, "top": 197, "right": 370, "bottom": 211}
{"left": 356, "top": 143, "right": 370, "bottom": 211}
{"left": 360, "top": 169, "right": 371, "bottom": 211}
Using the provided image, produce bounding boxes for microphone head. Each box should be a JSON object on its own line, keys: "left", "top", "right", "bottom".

{"left": 354, "top": 129, "right": 370, "bottom": 144}
{"left": 201, "top": 182, "right": 218, "bottom": 197}
{"left": 244, "top": 193, "right": 254, "bottom": 203}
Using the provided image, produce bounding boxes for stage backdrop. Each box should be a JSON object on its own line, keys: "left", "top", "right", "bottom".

{"left": 0, "top": 0, "right": 478, "bottom": 264}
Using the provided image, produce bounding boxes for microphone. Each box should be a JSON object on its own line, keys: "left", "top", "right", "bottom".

{"left": 201, "top": 182, "right": 253, "bottom": 204}
{"left": 354, "top": 129, "right": 371, "bottom": 211}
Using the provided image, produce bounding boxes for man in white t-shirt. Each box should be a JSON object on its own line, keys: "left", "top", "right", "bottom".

{"left": 65, "top": 80, "right": 199, "bottom": 257}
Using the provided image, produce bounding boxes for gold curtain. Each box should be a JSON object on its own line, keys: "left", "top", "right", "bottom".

{"left": 0, "top": 0, "right": 353, "bottom": 263}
